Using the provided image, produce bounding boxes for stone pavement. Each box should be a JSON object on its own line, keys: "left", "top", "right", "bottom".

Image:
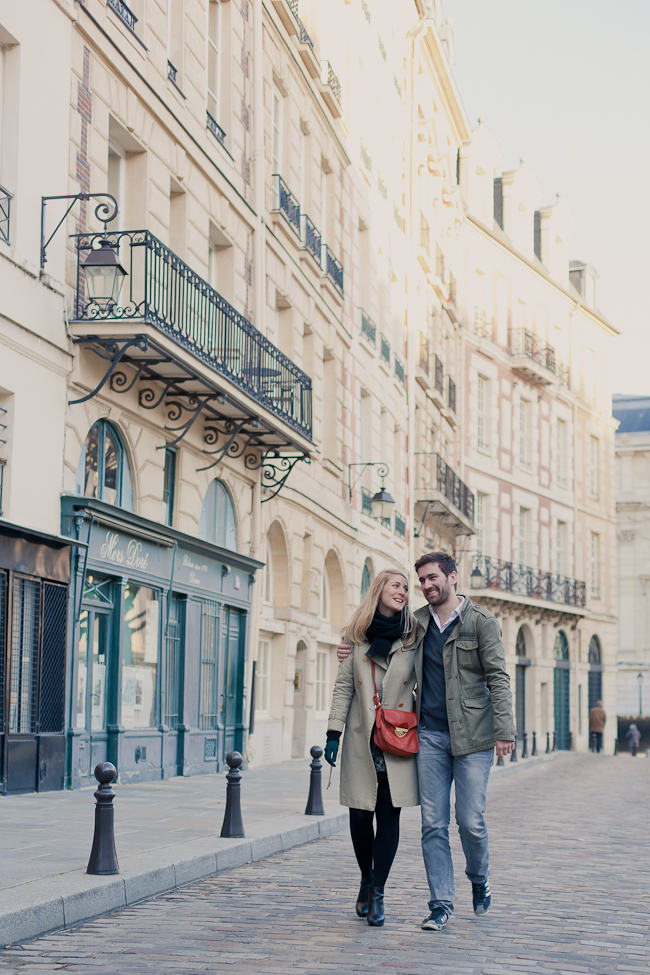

{"left": 2, "top": 751, "right": 648, "bottom": 974}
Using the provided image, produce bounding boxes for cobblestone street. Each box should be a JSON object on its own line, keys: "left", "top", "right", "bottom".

{"left": 1, "top": 753, "right": 648, "bottom": 975}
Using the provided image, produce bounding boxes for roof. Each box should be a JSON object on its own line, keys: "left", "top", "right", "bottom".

{"left": 613, "top": 394, "right": 650, "bottom": 434}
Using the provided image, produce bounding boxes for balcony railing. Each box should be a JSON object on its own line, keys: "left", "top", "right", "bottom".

{"left": 474, "top": 309, "right": 493, "bottom": 339}
{"left": 0, "top": 186, "right": 10, "bottom": 245}
{"left": 472, "top": 556, "right": 586, "bottom": 608}
{"left": 361, "top": 487, "right": 373, "bottom": 518}
{"left": 395, "top": 513, "right": 406, "bottom": 539}
{"left": 448, "top": 376, "right": 456, "bottom": 413}
{"left": 434, "top": 354, "right": 443, "bottom": 395}
{"left": 325, "top": 245, "right": 343, "bottom": 296}
{"left": 322, "top": 60, "right": 342, "bottom": 106}
{"left": 361, "top": 309, "right": 376, "bottom": 346}
{"left": 107, "top": 0, "right": 137, "bottom": 31}
{"left": 273, "top": 175, "right": 301, "bottom": 237}
{"left": 72, "top": 230, "right": 312, "bottom": 439}
{"left": 167, "top": 60, "right": 178, "bottom": 84}
{"left": 206, "top": 111, "right": 227, "bottom": 148}
{"left": 394, "top": 355, "right": 405, "bottom": 385}
{"left": 302, "top": 213, "right": 322, "bottom": 266}
{"left": 435, "top": 454, "right": 474, "bottom": 522}
{"left": 509, "top": 329, "right": 556, "bottom": 374}
{"left": 380, "top": 333, "right": 391, "bottom": 365}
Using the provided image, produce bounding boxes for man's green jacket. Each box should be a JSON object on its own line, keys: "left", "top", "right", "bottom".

{"left": 413, "top": 596, "right": 515, "bottom": 756}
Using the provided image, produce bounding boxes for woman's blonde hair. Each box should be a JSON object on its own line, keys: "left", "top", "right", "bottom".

{"left": 342, "top": 569, "right": 418, "bottom": 646}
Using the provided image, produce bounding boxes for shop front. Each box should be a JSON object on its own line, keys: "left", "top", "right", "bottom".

{"left": 0, "top": 521, "right": 73, "bottom": 794}
{"left": 61, "top": 498, "right": 261, "bottom": 787}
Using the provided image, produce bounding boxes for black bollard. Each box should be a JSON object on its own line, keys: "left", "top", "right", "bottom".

{"left": 521, "top": 731, "right": 529, "bottom": 758}
{"left": 305, "top": 745, "right": 325, "bottom": 816}
{"left": 552, "top": 731, "right": 557, "bottom": 751}
{"left": 614, "top": 737, "right": 618, "bottom": 756}
{"left": 546, "top": 731, "right": 550, "bottom": 754}
{"left": 87, "top": 762, "right": 119, "bottom": 876}
{"left": 221, "top": 751, "right": 245, "bottom": 838}
{"left": 531, "top": 731, "right": 538, "bottom": 757}
{"left": 510, "top": 738, "right": 518, "bottom": 762}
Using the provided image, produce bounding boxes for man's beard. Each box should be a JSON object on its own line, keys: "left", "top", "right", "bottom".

{"left": 426, "top": 580, "right": 451, "bottom": 606}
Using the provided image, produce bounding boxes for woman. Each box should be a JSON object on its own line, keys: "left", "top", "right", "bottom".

{"left": 324, "top": 569, "right": 421, "bottom": 927}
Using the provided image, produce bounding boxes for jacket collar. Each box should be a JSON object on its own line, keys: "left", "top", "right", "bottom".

{"left": 414, "top": 594, "right": 473, "bottom": 637}
{"left": 360, "top": 636, "right": 404, "bottom": 670}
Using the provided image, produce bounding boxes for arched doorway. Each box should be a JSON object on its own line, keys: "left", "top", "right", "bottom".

{"left": 554, "top": 631, "right": 571, "bottom": 749}
{"left": 515, "top": 626, "right": 529, "bottom": 742}
{"left": 588, "top": 636, "right": 603, "bottom": 711}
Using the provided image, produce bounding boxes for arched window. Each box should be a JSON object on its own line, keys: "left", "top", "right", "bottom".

{"left": 75, "top": 420, "right": 133, "bottom": 510}
{"left": 199, "top": 479, "right": 238, "bottom": 551}
{"left": 554, "top": 631, "right": 569, "bottom": 661}
{"left": 588, "top": 635, "right": 601, "bottom": 664}
{"left": 516, "top": 627, "right": 526, "bottom": 656}
{"left": 361, "top": 561, "right": 371, "bottom": 598}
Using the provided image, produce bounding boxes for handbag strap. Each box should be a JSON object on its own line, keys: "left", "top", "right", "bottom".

{"left": 371, "top": 659, "right": 381, "bottom": 708}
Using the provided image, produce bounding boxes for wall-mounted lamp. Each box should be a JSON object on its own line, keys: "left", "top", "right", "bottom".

{"left": 348, "top": 462, "right": 395, "bottom": 520}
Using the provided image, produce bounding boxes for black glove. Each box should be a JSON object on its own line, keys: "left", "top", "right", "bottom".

{"left": 324, "top": 740, "right": 339, "bottom": 767}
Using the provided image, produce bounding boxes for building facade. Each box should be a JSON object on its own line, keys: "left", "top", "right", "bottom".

{"left": 613, "top": 395, "right": 650, "bottom": 723}
{"left": 0, "top": 0, "right": 619, "bottom": 792}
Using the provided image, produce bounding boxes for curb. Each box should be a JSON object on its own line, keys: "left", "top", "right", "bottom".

{"left": 0, "top": 810, "right": 348, "bottom": 946}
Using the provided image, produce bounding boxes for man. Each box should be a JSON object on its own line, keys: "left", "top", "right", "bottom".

{"left": 336, "top": 551, "right": 515, "bottom": 931}
{"left": 588, "top": 699, "right": 606, "bottom": 753}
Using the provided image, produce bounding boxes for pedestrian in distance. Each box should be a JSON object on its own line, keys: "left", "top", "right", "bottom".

{"left": 588, "top": 699, "right": 606, "bottom": 753}
{"left": 324, "top": 569, "right": 422, "bottom": 927}
{"left": 626, "top": 722, "right": 641, "bottom": 757}
{"left": 337, "top": 551, "right": 516, "bottom": 932}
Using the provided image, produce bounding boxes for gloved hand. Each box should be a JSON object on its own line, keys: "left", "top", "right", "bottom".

{"left": 324, "top": 740, "right": 339, "bottom": 767}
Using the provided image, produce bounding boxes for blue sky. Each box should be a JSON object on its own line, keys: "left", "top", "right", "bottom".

{"left": 444, "top": 0, "right": 650, "bottom": 395}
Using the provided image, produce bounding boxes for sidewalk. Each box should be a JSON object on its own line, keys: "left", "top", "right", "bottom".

{"left": 0, "top": 757, "right": 346, "bottom": 946}
{"left": 0, "top": 748, "right": 562, "bottom": 946}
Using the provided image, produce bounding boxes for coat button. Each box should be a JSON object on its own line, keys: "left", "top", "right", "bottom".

{"left": 398, "top": 703, "right": 403, "bottom": 707}
{"left": 363, "top": 657, "right": 367, "bottom": 662}
{"left": 359, "top": 679, "right": 362, "bottom": 685}
{"left": 403, "top": 680, "right": 408, "bottom": 684}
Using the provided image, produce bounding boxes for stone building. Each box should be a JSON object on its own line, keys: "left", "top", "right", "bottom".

{"left": 613, "top": 395, "right": 650, "bottom": 719}
{"left": 0, "top": 0, "right": 619, "bottom": 793}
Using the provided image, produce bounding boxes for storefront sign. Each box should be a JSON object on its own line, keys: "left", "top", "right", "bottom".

{"left": 175, "top": 548, "right": 228, "bottom": 596}
{"left": 89, "top": 527, "right": 172, "bottom": 579}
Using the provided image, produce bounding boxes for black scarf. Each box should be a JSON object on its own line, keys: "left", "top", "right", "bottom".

{"left": 366, "top": 608, "right": 407, "bottom": 660}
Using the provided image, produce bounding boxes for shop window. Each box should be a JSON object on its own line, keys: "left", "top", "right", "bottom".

{"left": 198, "top": 479, "right": 237, "bottom": 551}
{"left": 199, "top": 598, "right": 220, "bottom": 730}
{"left": 122, "top": 584, "right": 159, "bottom": 729}
{"left": 75, "top": 420, "right": 134, "bottom": 510}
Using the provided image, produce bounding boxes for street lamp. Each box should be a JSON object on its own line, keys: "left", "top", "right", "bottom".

{"left": 638, "top": 672, "right": 644, "bottom": 716}
{"left": 370, "top": 486, "right": 395, "bottom": 521}
{"left": 81, "top": 238, "right": 127, "bottom": 310}
{"left": 470, "top": 564, "right": 485, "bottom": 589}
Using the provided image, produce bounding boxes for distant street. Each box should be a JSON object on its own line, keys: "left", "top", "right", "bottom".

{"left": 1, "top": 753, "right": 648, "bottom": 975}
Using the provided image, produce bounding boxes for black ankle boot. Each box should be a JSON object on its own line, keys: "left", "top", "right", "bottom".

{"left": 356, "top": 876, "right": 372, "bottom": 917}
{"left": 367, "top": 885, "right": 385, "bottom": 926}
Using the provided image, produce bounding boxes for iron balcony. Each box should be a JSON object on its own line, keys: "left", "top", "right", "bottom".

{"left": 471, "top": 555, "right": 587, "bottom": 609}
{"left": 509, "top": 328, "right": 556, "bottom": 385}
{"left": 414, "top": 453, "right": 475, "bottom": 541}
{"left": 70, "top": 229, "right": 313, "bottom": 444}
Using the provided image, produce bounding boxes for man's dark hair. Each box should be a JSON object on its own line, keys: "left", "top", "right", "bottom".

{"left": 414, "top": 551, "right": 457, "bottom": 577}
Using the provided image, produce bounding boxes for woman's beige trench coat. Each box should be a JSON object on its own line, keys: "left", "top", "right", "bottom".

{"left": 327, "top": 636, "right": 420, "bottom": 812}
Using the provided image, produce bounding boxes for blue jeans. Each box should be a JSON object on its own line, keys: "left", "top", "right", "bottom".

{"left": 417, "top": 728, "right": 493, "bottom": 913}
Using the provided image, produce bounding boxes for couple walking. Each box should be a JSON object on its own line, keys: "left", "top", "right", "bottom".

{"left": 325, "top": 551, "right": 515, "bottom": 929}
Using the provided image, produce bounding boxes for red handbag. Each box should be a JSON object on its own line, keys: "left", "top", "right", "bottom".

{"left": 371, "top": 660, "right": 419, "bottom": 757}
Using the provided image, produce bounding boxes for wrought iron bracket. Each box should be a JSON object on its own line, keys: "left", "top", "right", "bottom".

{"left": 259, "top": 452, "right": 309, "bottom": 503}
{"left": 41, "top": 192, "right": 118, "bottom": 269}
{"left": 347, "top": 461, "right": 389, "bottom": 501}
{"left": 69, "top": 336, "right": 150, "bottom": 405}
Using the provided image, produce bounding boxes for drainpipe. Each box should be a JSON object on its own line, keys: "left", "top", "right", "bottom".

{"left": 569, "top": 298, "right": 580, "bottom": 746}
{"left": 246, "top": 0, "right": 265, "bottom": 762}
{"left": 405, "top": 3, "right": 434, "bottom": 588}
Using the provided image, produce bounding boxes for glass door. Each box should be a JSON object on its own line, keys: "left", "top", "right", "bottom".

{"left": 77, "top": 608, "right": 110, "bottom": 775}
{"left": 221, "top": 607, "right": 245, "bottom": 758}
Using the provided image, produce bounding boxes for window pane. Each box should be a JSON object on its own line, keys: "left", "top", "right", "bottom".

{"left": 91, "top": 614, "right": 108, "bottom": 732}
{"left": 103, "top": 428, "right": 119, "bottom": 505}
{"left": 199, "top": 600, "right": 220, "bottom": 730}
{"left": 122, "top": 585, "right": 159, "bottom": 729}
{"left": 77, "top": 610, "right": 89, "bottom": 730}
{"left": 84, "top": 424, "right": 101, "bottom": 498}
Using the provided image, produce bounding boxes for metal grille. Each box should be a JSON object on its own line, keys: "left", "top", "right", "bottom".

{"left": 554, "top": 667, "right": 570, "bottom": 750}
{"left": 40, "top": 583, "right": 67, "bottom": 733}
{"left": 165, "top": 597, "right": 183, "bottom": 730}
{"left": 199, "top": 600, "right": 220, "bottom": 730}
{"left": 9, "top": 577, "right": 40, "bottom": 734}
{"left": 0, "top": 570, "right": 6, "bottom": 730}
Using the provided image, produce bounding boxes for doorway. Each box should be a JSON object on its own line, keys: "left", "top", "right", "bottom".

{"left": 77, "top": 607, "right": 111, "bottom": 776}
{"left": 554, "top": 631, "right": 571, "bottom": 749}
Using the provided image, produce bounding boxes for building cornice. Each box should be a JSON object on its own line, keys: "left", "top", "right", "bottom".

{"left": 466, "top": 215, "right": 619, "bottom": 337}
{"left": 421, "top": 26, "right": 471, "bottom": 145}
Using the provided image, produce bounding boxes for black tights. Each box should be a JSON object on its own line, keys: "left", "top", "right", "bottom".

{"left": 349, "top": 772, "right": 401, "bottom": 888}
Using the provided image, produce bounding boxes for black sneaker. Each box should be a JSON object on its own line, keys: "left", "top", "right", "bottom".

{"left": 421, "top": 907, "right": 450, "bottom": 930}
{"left": 472, "top": 882, "right": 491, "bottom": 916}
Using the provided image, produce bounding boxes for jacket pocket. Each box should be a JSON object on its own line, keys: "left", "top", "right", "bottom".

{"left": 456, "top": 639, "right": 478, "bottom": 651}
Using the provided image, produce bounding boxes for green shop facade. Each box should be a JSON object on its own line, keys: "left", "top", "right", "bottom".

{"left": 62, "top": 496, "right": 261, "bottom": 788}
